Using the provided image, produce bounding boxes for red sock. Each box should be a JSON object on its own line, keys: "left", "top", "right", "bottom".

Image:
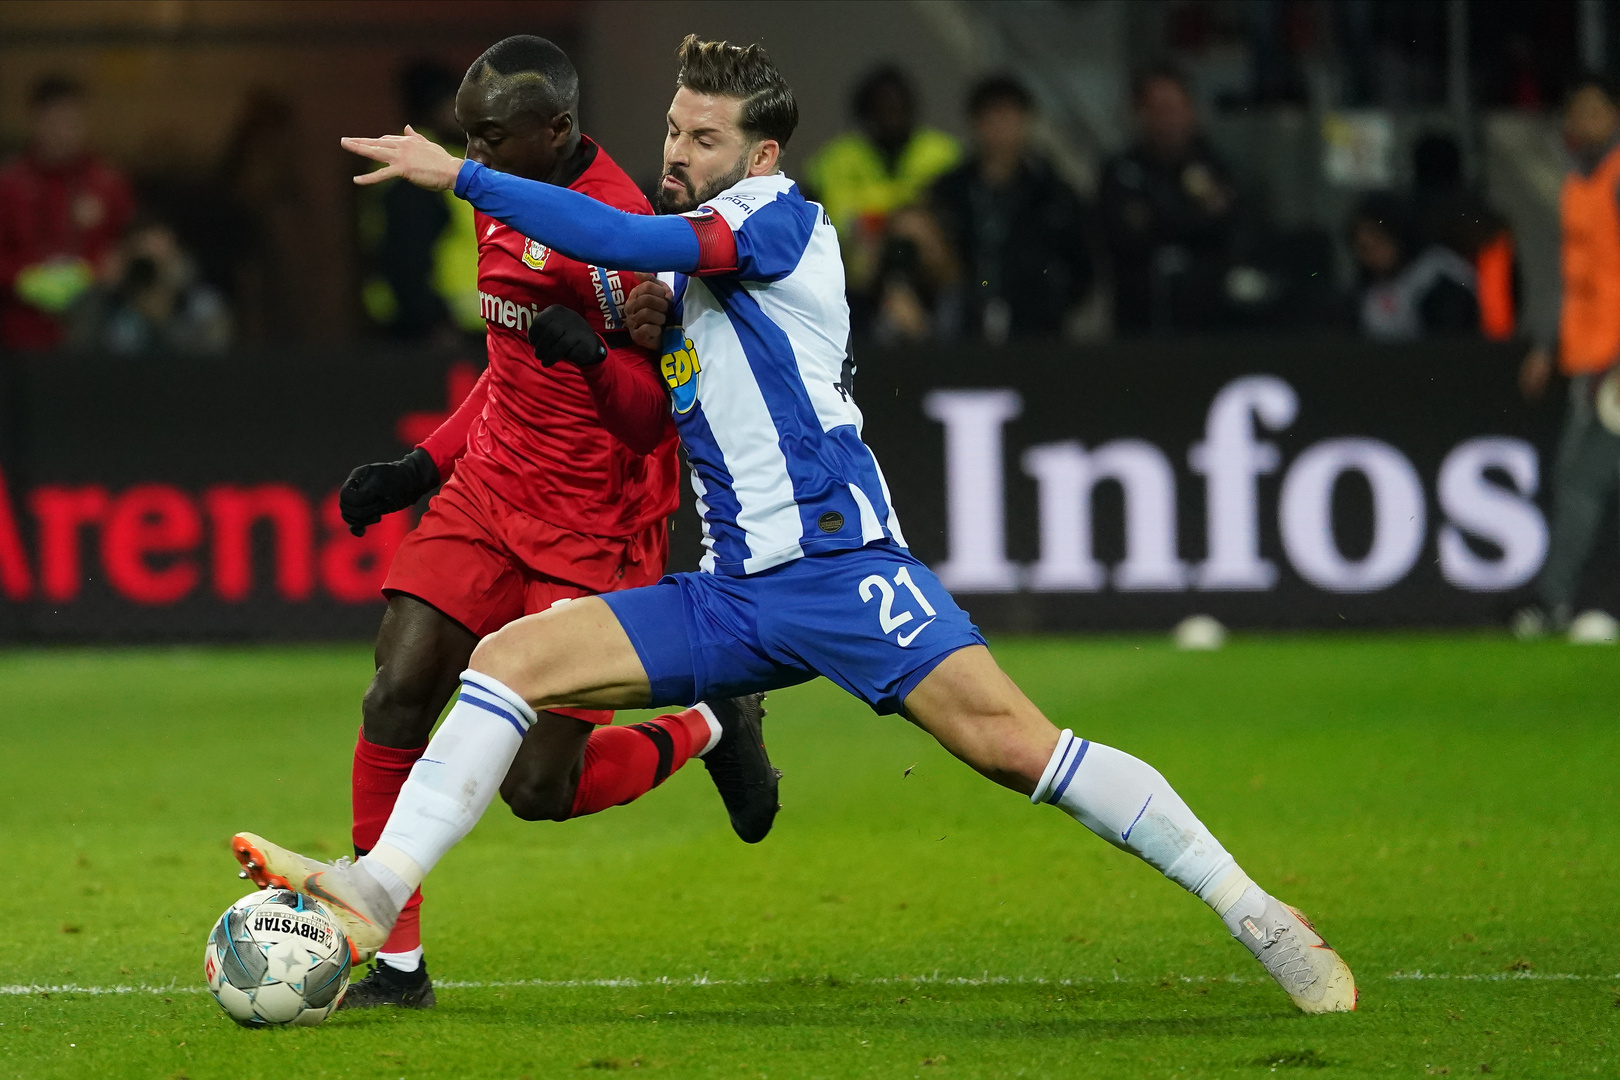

{"left": 568, "top": 708, "right": 713, "bottom": 817}
{"left": 351, "top": 729, "right": 426, "bottom": 956}
{"left": 383, "top": 893, "right": 422, "bottom": 956}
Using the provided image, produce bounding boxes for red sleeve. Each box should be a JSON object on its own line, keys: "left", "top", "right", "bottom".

{"left": 686, "top": 210, "right": 739, "bottom": 276}
{"left": 580, "top": 344, "right": 672, "bottom": 456}
{"left": 417, "top": 367, "right": 490, "bottom": 480}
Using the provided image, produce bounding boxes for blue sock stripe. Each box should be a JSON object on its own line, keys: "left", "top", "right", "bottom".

{"left": 460, "top": 673, "right": 536, "bottom": 718}
{"left": 458, "top": 689, "right": 529, "bottom": 737}
{"left": 457, "top": 685, "right": 505, "bottom": 709}
{"left": 460, "top": 685, "right": 523, "bottom": 716}
{"left": 1039, "top": 736, "right": 1077, "bottom": 804}
{"left": 1046, "top": 738, "right": 1090, "bottom": 804}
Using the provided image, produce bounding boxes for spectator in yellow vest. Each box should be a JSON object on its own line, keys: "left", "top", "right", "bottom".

{"left": 1515, "top": 75, "right": 1620, "bottom": 639}
{"left": 805, "top": 65, "right": 959, "bottom": 295}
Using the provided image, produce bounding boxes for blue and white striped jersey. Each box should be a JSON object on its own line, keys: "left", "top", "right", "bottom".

{"left": 659, "top": 174, "right": 906, "bottom": 576}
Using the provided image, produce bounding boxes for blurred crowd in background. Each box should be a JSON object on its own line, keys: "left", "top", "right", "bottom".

{"left": 0, "top": 73, "right": 289, "bottom": 358}
{"left": 0, "top": 0, "right": 1614, "bottom": 360}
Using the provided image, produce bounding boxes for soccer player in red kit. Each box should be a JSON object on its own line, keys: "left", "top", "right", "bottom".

{"left": 332, "top": 37, "right": 779, "bottom": 1009}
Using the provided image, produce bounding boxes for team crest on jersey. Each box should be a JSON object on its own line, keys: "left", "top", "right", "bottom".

{"left": 660, "top": 328, "right": 702, "bottom": 414}
{"left": 521, "top": 239, "right": 552, "bottom": 271}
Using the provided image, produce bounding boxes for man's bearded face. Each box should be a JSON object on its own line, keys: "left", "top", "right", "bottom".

{"left": 658, "top": 88, "right": 759, "bottom": 215}
{"left": 655, "top": 153, "right": 748, "bottom": 214}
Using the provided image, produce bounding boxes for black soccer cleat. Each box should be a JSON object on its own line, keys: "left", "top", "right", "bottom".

{"left": 338, "top": 959, "right": 437, "bottom": 1010}
{"left": 701, "top": 694, "right": 780, "bottom": 844}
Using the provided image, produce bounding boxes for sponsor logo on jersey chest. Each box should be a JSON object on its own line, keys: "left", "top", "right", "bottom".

{"left": 660, "top": 328, "right": 702, "bottom": 414}
{"left": 480, "top": 289, "right": 540, "bottom": 331}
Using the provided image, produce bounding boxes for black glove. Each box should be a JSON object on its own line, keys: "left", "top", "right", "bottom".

{"left": 339, "top": 446, "right": 439, "bottom": 536}
{"left": 528, "top": 303, "right": 606, "bottom": 368}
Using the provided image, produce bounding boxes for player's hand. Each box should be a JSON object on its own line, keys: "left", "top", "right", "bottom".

{"left": 625, "top": 277, "right": 674, "bottom": 352}
{"left": 528, "top": 304, "right": 607, "bottom": 368}
{"left": 339, "top": 447, "right": 439, "bottom": 536}
{"left": 342, "top": 126, "right": 462, "bottom": 191}
{"left": 1520, "top": 345, "right": 1554, "bottom": 402}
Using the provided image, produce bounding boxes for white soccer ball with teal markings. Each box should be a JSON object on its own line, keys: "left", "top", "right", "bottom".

{"left": 204, "top": 889, "right": 351, "bottom": 1026}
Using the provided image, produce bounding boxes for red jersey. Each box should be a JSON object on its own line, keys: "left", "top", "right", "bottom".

{"left": 0, "top": 151, "right": 134, "bottom": 350}
{"left": 418, "top": 138, "right": 678, "bottom": 547}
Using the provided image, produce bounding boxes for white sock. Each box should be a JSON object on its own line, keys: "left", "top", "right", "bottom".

{"left": 691, "top": 702, "right": 724, "bottom": 757}
{"left": 358, "top": 848, "right": 416, "bottom": 910}
{"left": 368, "top": 669, "right": 537, "bottom": 883}
{"left": 1033, "top": 729, "right": 1253, "bottom": 917}
{"left": 376, "top": 946, "right": 423, "bottom": 974}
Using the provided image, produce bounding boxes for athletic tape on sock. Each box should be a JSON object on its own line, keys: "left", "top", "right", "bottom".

{"left": 1205, "top": 867, "right": 1256, "bottom": 918}
{"left": 692, "top": 702, "right": 723, "bottom": 757}
{"left": 364, "top": 842, "right": 425, "bottom": 904}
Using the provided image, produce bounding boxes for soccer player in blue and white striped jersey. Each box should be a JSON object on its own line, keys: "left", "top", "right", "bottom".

{"left": 235, "top": 36, "right": 1355, "bottom": 1015}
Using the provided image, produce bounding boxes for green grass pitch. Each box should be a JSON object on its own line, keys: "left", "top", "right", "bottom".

{"left": 2, "top": 635, "right": 1616, "bottom": 1078}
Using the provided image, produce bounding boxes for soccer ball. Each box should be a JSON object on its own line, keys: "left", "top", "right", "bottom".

{"left": 203, "top": 889, "right": 351, "bottom": 1026}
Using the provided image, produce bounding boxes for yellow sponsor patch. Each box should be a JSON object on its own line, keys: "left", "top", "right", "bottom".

{"left": 660, "top": 333, "right": 702, "bottom": 414}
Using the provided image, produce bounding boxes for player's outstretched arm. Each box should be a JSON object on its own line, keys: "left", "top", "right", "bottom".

{"left": 454, "top": 162, "right": 703, "bottom": 273}
{"left": 343, "top": 127, "right": 462, "bottom": 191}
{"left": 344, "top": 131, "right": 720, "bottom": 273}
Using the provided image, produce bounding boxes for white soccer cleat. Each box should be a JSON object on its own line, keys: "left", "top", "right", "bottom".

{"left": 1227, "top": 888, "right": 1357, "bottom": 1013}
{"left": 231, "top": 832, "right": 396, "bottom": 964}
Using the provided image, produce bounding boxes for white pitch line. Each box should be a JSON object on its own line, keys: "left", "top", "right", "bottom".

{"left": 3, "top": 971, "right": 1615, "bottom": 997}
{"left": 1385, "top": 970, "right": 1611, "bottom": 982}
{"left": 1, "top": 983, "right": 193, "bottom": 997}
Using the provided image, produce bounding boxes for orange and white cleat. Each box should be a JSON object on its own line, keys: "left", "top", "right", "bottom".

{"left": 232, "top": 832, "right": 395, "bottom": 964}
{"left": 1228, "top": 888, "right": 1357, "bottom": 1013}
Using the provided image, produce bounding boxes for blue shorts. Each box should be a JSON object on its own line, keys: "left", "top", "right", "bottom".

{"left": 601, "top": 543, "right": 986, "bottom": 715}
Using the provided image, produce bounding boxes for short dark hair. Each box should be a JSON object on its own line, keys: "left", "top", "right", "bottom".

{"left": 968, "top": 75, "right": 1034, "bottom": 118}
{"left": 29, "top": 74, "right": 83, "bottom": 110}
{"left": 852, "top": 65, "right": 913, "bottom": 122}
{"left": 676, "top": 35, "right": 798, "bottom": 147}
{"left": 465, "top": 35, "right": 578, "bottom": 119}
{"left": 1131, "top": 62, "right": 1191, "bottom": 106}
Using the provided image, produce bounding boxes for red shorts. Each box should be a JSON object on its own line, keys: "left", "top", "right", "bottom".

{"left": 382, "top": 467, "right": 669, "bottom": 725}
